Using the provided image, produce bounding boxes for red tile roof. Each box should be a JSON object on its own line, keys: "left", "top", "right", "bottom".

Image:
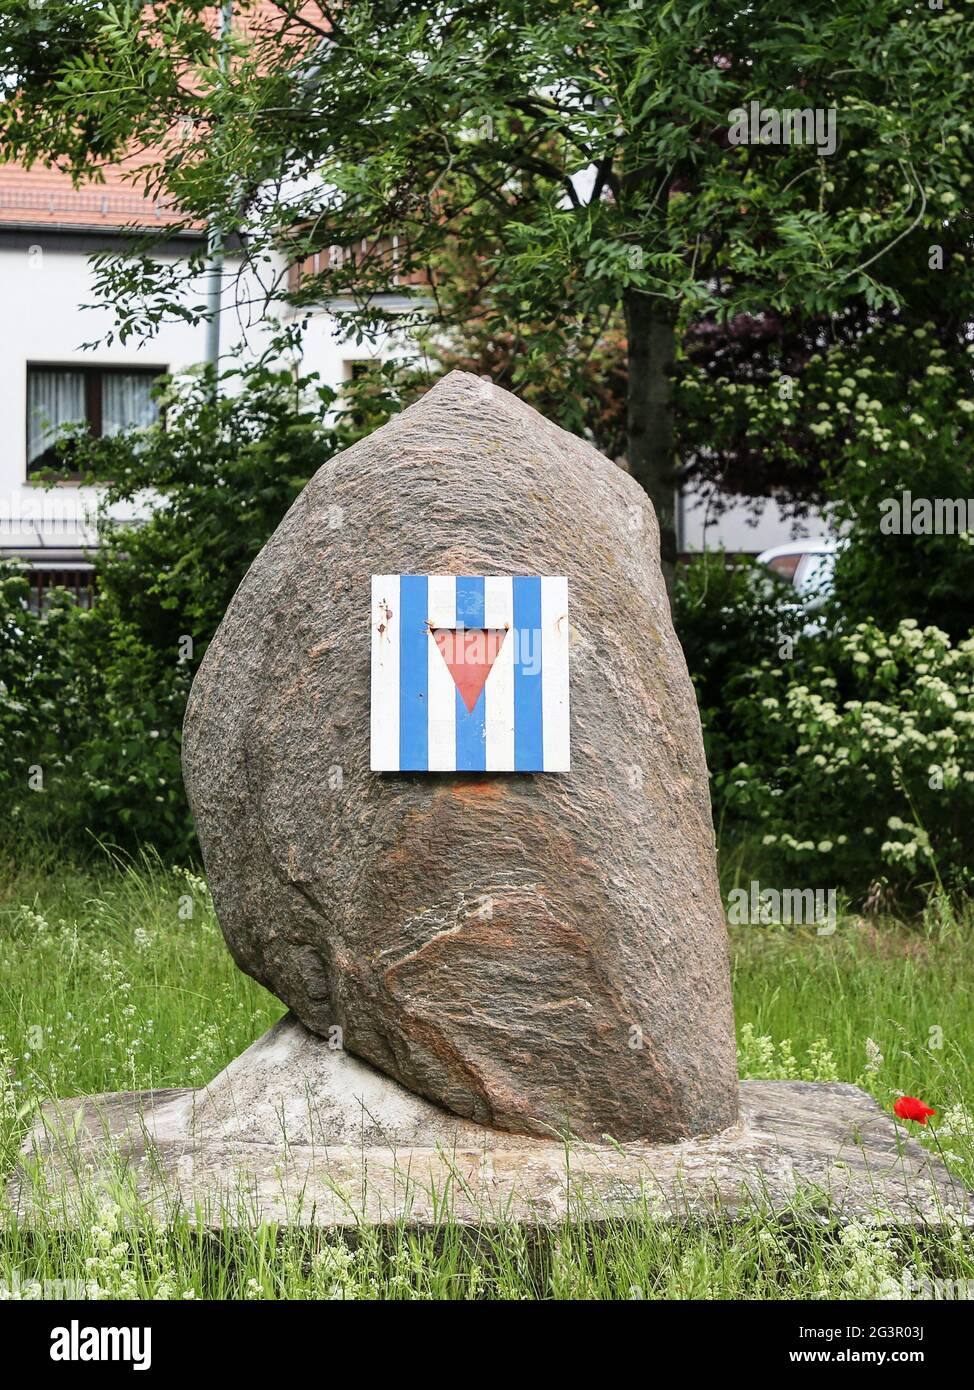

{"left": 0, "top": 160, "right": 185, "bottom": 231}
{"left": 0, "top": 3, "right": 315, "bottom": 233}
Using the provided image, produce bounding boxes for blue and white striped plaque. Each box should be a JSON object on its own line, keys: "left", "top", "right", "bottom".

{"left": 370, "top": 574, "right": 570, "bottom": 772}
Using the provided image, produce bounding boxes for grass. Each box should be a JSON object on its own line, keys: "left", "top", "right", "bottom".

{"left": 1, "top": 845, "right": 973, "bottom": 1301}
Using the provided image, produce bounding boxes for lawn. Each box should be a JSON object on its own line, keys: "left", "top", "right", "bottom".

{"left": 1, "top": 846, "right": 972, "bottom": 1301}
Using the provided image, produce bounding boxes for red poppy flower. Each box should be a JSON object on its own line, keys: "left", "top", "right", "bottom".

{"left": 893, "top": 1095, "right": 936, "bottom": 1125}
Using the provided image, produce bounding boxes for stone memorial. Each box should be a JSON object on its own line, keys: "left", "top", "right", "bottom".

{"left": 181, "top": 369, "right": 739, "bottom": 1145}
{"left": 10, "top": 372, "right": 970, "bottom": 1229}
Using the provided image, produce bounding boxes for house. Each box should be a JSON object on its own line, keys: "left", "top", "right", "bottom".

{"left": 0, "top": 155, "right": 415, "bottom": 611}
{"left": 0, "top": 151, "right": 822, "bottom": 607}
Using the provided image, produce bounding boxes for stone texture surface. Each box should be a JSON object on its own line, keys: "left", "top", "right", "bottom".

{"left": 9, "top": 1019, "right": 971, "bottom": 1229}
{"left": 171, "top": 1013, "right": 539, "bottom": 1149}
{"left": 182, "top": 370, "right": 738, "bottom": 1143}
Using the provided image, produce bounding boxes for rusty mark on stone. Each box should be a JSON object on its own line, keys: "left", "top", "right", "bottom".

{"left": 450, "top": 779, "right": 502, "bottom": 801}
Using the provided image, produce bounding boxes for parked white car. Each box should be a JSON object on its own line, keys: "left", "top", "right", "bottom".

{"left": 756, "top": 539, "right": 838, "bottom": 607}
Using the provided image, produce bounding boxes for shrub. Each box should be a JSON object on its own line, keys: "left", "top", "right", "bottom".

{"left": 0, "top": 567, "right": 102, "bottom": 846}
{"left": 680, "top": 317, "right": 974, "bottom": 639}
{"left": 720, "top": 619, "right": 974, "bottom": 902}
{"left": 819, "top": 324, "right": 974, "bottom": 641}
{"left": 0, "top": 564, "right": 42, "bottom": 795}
{"left": 673, "top": 551, "right": 803, "bottom": 778}
{"left": 1, "top": 359, "right": 408, "bottom": 856}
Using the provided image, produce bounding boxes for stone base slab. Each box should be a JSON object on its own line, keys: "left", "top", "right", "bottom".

{"left": 7, "top": 1016, "right": 970, "bottom": 1229}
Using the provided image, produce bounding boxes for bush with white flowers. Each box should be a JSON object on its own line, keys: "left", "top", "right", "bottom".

{"left": 720, "top": 619, "right": 974, "bottom": 900}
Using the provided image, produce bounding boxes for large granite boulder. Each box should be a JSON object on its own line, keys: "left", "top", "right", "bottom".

{"left": 182, "top": 371, "right": 739, "bottom": 1143}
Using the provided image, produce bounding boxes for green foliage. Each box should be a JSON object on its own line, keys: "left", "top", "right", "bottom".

{"left": 4, "top": 0, "right": 974, "bottom": 885}
{"left": 822, "top": 325, "right": 974, "bottom": 638}
{"left": 0, "top": 361, "right": 398, "bottom": 855}
{"left": 81, "top": 360, "right": 339, "bottom": 658}
{"left": 680, "top": 319, "right": 974, "bottom": 637}
{"left": 4, "top": 1, "right": 972, "bottom": 444}
{"left": 0, "top": 569, "right": 102, "bottom": 841}
{"left": 673, "top": 552, "right": 803, "bottom": 777}
{"left": 0, "top": 566, "right": 195, "bottom": 855}
{"left": 0, "top": 567, "right": 41, "bottom": 797}
{"left": 719, "top": 620, "right": 974, "bottom": 902}
{"left": 2, "top": 848, "right": 973, "bottom": 1298}
{"left": 68, "top": 609, "right": 193, "bottom": 853}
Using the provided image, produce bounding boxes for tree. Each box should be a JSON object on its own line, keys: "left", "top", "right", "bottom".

{"left": 0, "top": 356, "right": 404, "bottom": 853}
{"left": 2, "top": 0, "right": 972, "bottom": 569}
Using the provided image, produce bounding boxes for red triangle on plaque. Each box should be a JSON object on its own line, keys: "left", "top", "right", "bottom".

{"left": 432, "top": 627, "right": 507, "bottom": 713}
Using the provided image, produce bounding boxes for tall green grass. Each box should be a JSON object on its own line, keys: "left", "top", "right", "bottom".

{"left": 1, "top": 847, "right": 972, "bottom": 1300}
{"left": 0, "top": 845, "right": 281, "bottom": 1106}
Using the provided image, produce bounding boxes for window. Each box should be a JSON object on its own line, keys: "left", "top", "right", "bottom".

{"left": 288, "top": 235, "right": 429, "bottom": 296}
{"left": 342, "top": 359, "right": 380, "bottom": 428}
{"left": 765, "top": 552, "right": 802, "bottom": 581}
{"left": 344, "top": 359, "right": 377, "bottom": 381}
{"left": 27, "top": 364, "right": 163, "bottom": 477}
{"left": 24, "top": 565, "right": 96, "bottom": 614}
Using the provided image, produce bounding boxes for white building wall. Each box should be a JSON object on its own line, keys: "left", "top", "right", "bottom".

{"left": 295, "top": 300, "right": 422, "bottom": 388}
{"left": 0, "top": 235, "right": 824, "bottom": 566}
{"left": 0, "top": 243, "right": 214, "bottom": 556}
{"left": 0, "top": 240, "right": 409, "bottom": 563}
{"left": 678, "top": 482, "right": 832, "bottom": 555}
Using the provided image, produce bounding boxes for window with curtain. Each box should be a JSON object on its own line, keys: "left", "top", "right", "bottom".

{"left": 27, "top": 365, "right": 164, "bottom": 476}
{"left": 27, "top": 370, "right": 85, "bottom": 471}
{"left": 101, "top": 372, "right": 158, "bottom": 437}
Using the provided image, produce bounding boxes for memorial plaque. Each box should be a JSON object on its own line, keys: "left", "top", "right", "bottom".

{"left": 370, "top": 574, "right": 570, "bottom": 772}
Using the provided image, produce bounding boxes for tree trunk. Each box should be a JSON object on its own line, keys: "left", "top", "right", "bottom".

{"left": 625, "top": 291, "right": 678, "bottom": 586}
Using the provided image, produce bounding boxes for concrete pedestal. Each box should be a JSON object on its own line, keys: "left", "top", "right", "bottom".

{"left": 8, "top": 1016, "right": 970, "bottom": 1230}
